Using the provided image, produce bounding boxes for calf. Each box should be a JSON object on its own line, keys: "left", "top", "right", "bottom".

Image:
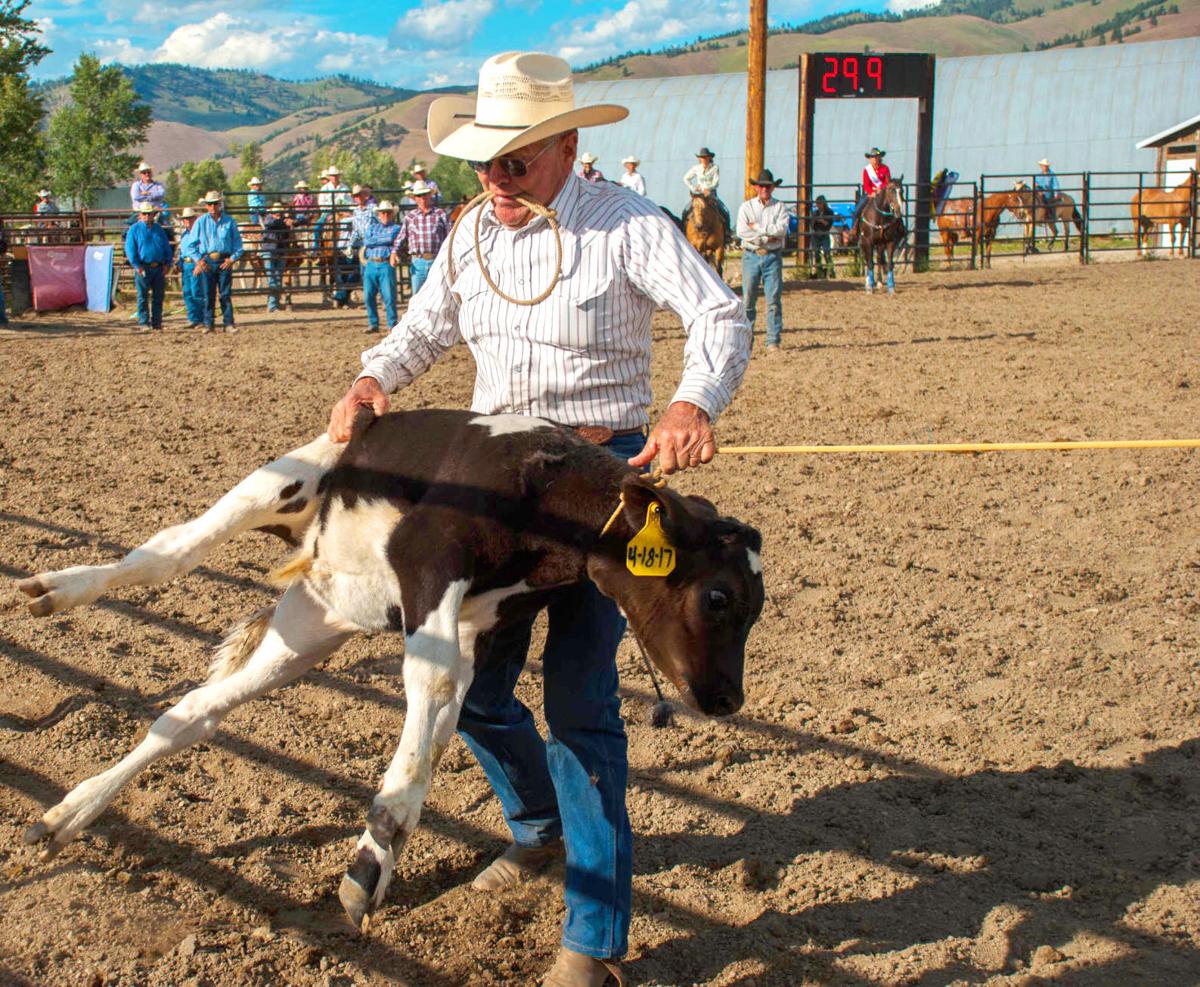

{"left": 16, "top": 409, "right": 764, "bottom": 928}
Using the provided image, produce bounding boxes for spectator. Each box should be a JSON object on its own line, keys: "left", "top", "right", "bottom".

{"left": 130, "top": 161, "right": 166, "bottom": 214}
{"left": 410, "top": 162, "right": 441, "bottom": 203}
{"left": 292, "top": 180, "right": 315, "bottom": 225}
{"left": 35, "top": 189, "right": 60, "bottom": 215}
{"left": 334, "top": 184, "right": 376, "bottom": 308}
{"left": 618, "top": 156, "right": 645, "bottom": 196}
{"left": 124, "top": 202, "right": 174, "bottom": 333}
{"left": 247, "top": 177, "right": 267, "bottom": 226}
{"left": 355, "top": 199, "right": 402, "bottom": 334}
{"left": 811, "top": 194, "right": 835, "bottom": 278}
{"left": 176, "top": 206, "right": 204, "bottom": 329}
{"left": 260, "top": 201, "right": 292, "bottom": 315}
{"left": 187, "top": 190, "right": 244, "bottom": 335}
{"left": 393, "top": 179, "right": 449, "bottom": 295}
{"left": 578, "top": 152, "right": 604, "bottom": 183}
{"left": 736, "top": 168, "right": 788, "bottom": 352}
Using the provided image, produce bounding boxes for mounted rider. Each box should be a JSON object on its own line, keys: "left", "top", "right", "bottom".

{"left": 1034, "top": 158, "right": 1060, "bottom": 211}
{"left": 683, "top": 146, "right": 731, "bottom": 238}
{"left": 851, "top": 146, "right": 891, "bottom": 238}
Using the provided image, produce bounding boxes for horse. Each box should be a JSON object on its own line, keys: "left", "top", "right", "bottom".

{"left": 686, "top": 192, "right": 725, "bottom": 275}
{"left": 935, "top": 197, "right": 977, "bottom": 269}
{"left": 1130, "top": 170, "right": 1197, "bottom": 257}
{"left": 974, "top": 189, "right": 1032, "bottom": 267}
{"left": 1012, "top": 181, "right": 1083, "bottom": 252}
{"left": 857, "top": 178, "right": 906, "bottom": 294}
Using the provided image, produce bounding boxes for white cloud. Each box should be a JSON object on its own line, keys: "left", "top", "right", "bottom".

{"left": 886, "top": 0, "right": 939, "bottom": 10}
{"left": 391, "top": 0, "right": 495, "bottom": 49}
{"left": 555, "top": 0, "right": 742, "bottom": 65}
{"left": 94, "top": 37, "right": 154, "bottom": 63}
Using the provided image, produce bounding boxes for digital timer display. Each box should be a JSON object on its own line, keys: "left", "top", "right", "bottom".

{"left": 809, "top": 52, "right": 929, "bottom": 99}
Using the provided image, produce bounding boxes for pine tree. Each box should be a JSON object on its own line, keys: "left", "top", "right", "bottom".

{"left": 0, "top": 0, "right": 49, "bottom": 211}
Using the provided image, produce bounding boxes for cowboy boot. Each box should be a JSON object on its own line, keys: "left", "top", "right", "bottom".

{"left": 471, "top": 839, "right": 563, "bottom": 891}
{"left": 542, "top": 947, "right": 625, "bottom": 987}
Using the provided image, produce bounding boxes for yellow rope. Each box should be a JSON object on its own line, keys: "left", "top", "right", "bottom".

{"left": 600, "top": 467, "right": 668, "bottom": 539}
{"left": 445, "top": 188, "right": 563, "bottom": 306}
{"left": 718, "top": 439, "right": 1200, "bottom": 455}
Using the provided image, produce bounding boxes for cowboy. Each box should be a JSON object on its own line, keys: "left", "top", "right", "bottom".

{"left": 35, "top": 189, "right": 60, "bottom": 215}
{"left": 410, "top": 161, "right": 441, "bottom": 203}
{"left": 327, "top": 50, "right": 750, "bottom": 987}
{"left": 737, "top": 169, "right": 788, "bottom": 352}
{"left": 246, "top": 177, "right": 268, "bottom": 226}
{"left": 851, "top": 146, "right": 891, "bottom": 233}
{"left": 314, "top": 165, "right": 352, "bottom": 255}
{"left": 393, "top": 179, "right": 450, "bottom": 295}
{"left": 187, "top": 190, "right": 244, "bottom": 334}
{"left": 130, "top": 161, "right": 166, "bottom": 213}
{"left": 1034, "top": 158, "right": 1060, "bottom": 210}
{"left": 810, "top": 194, "right": 836, "bottom": 278}
{"left": 333, "top": 184, "right": 376, "bottom": 308}
{"left": 578, "top": 152, "right": 604, "bottom": 183}
{"left": 683, "top": 146, "right": 730, "bottom": 235}
{"left": 353, "top": 199, "right": 402, "bottom": 333}
{"left": 291, "top": 180, "right": 315, "bottom": 225}
{"left": 124, "top": 201, "right": 174, "bottom": 332}
{"left": 175, "top": 206, "right": 204, "bottom": 329}
{"left": 618, "top": 156, "right": 645, "bottom": 196}
{"left": 260, "top": 201, "right": 292, "bottom": 314}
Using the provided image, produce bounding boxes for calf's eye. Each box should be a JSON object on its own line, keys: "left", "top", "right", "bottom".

{"left": 705, "top": 588, "right": 730, "bottom": 613}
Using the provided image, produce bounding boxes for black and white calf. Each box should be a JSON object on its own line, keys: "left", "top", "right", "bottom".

{"left": 16, "top": 409, "right": 764, "bottom": 928}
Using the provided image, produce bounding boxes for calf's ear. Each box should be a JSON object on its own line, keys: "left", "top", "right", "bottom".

{"left": 618, "top": 475, "right": 705, "bottom": 546}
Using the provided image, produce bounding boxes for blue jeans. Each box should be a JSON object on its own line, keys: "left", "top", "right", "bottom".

{"left": 333, "top": 254, "right": 359, "bottom": 304}
{"left": 362, "top": 260, "right": 396, "bottom": 329}
{"left": 134, "top": 265, "right": 165, "bottom": 327}
{"left": 197, "top": 261, "right": 234, "bottom": 328}
{"left": 457, "top": 431, "right": 644, "bottom": 960}
{"left": 180, "top": 261, "right": 203, "bottom": 324}
{"left": 410, "top": 257, "right": 433, "bottom": 295}
{"left": 264, "top": 254, "right": 284, "bottom": 311}
{"left": 742, "top": 250, "right": 783, "bottom": 346}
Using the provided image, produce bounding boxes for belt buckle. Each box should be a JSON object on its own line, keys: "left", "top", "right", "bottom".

{"left": 573, "top": 425, "right": 614, "bottom": 445}
{"left": 208, "top": 252, "right": 222, "bottom": 260}
{"left": 755, "top": 248, "right": 768, "bottom": 255}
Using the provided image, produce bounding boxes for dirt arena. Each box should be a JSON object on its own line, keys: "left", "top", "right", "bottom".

{"left": 1, "top": 260, "right": 1198, "bottom": 986}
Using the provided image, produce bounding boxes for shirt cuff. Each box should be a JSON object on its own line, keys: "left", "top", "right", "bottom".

{"left": 357, "top": 360, "right": 402, "bottom": 395}
{"left": 669, "top": 374, "right": 732, "bottom": 423}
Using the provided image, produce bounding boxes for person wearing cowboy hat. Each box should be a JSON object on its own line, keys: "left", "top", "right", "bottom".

{"left": 246, "top": 177, "right": 268, "bottom": 226}
{"left": 34, "top": 188, "right": 60, "bottom": 215}
{"left": 1031, "top": 157, "right": 1060, "bottom": 252}
{"left": 124, "top": 202, "right": 174, "bottom": 332}
{"left": 260, "top": 201, "right": 292, "bottom": 314}
{"left": 578, "top": 152, "right": 604, "bottom": 183}
{"left": 683, "top": 146, "right": 730, "bottom": 238}
{"left": 351, "top": 199, "right": 403, "bottom": 333}
{"left": 393, "top": 179, "right": 450, "bottom": 294}
{"left": 851, "top": 146, "right": 892, "bottom": 235}
{"left": 737, "top": 169, "right": 789, "bottom": 352}
{"left": 617, "top": 156, "right": 645, "bottom": 196}
{"left": 327, "top": 51, "right": 750, "bottom": 987}
{"left": 332, "top": 183, "right": 377, "bottom": 308}
{"left": 130, "top": 160, "right": 166, "bottom": 214}
{"left": 409, "top": 161, "right": 441, "bottom": 203}
{"left": 291, "top": 179, "right": 315, "bottom": 226}
{"left": 185, "top": 190, "right": 244, "bottom": 334}
{"left": 314, "top": 164, "right": 352, "bottom": 258}
{"left": 175, "top": 206, "right": 204, "bottom": 329}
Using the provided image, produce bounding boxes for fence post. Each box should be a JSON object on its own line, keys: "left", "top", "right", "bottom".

{"left": 969, "top": 181, "right": 978, "bottom": 271}
{"left": 1191, "top": 169, "right": 1198, "bottom": 260}
{"left": 1136, "top": 172, "right": 1144, "bottom": 256}
{"left": 1080, "top": 172, "right": 1090, "bottom": 265}
{"left": 979, "top": 174, "right": 989, "bottom": 269}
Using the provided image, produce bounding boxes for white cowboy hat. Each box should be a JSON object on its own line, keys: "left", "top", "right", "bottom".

{"left": 135, "top": 201, "right": 159, "bottom": 214}
{"left": 579, "top": 152, "right": 598, "bottom": 164}
{"left": 411, "top": 162, "right": 428, "bottom": 172}
{"left": 137, "top": 160, "right": 153, "bottom": 172}
{"left": 180, "top": 207, "right": 197, "bottom": 219}
{"left": 294, "top": 180, "right": 310, "bottom": 189}
{"left": 37, "top": 188, "right": 52, "bottom": 197}
{"left": 409, "top": 180, "right": 434, "bottom": 196}
{"left": 427, "top": 51, "right": 627, "bottom": 162}
{"left": 203, "top": 190, "right": 224, "bottom": 203}
{"left": 326, "top": 165, "right": 341, "bottom": 176}
{"left": 1037, "top": 158, "right": 1051, "bottom": 167}
{"left": 621, "top": 156, "right": 639, "bottom": 165}
{"left": 249, "top": 176, "right": 263, "bottom": 186}
{"left": 376, "top": 199, "right": 398, "bottom": 213}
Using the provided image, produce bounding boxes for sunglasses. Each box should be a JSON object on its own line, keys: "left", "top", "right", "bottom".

{"left": 468, "top": 139, "right": 557, "bottom": 179}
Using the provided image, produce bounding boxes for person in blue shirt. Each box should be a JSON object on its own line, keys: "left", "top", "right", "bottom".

{"left": 260, "top": 202, "right": 292, "bottom": 314}
{"left": 124, "top": 202, "right": 174, "bottom": 331}
{"left": 187, "top": 190, "right": 244, "bottom": 334}
{"left": 175, "top": 207, "right": 203, "bottom": 329}
{"left": 1033, "top": 158, "right": 1060, "bottom": 209}
{"left": 352, "top": 199, "right": 402, "bottom": 334}
{"left": 247, "top": 177, "right": 267, "bottom": 226}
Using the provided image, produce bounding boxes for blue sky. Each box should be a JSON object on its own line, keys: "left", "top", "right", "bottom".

{"left": 28, "top": 0, "right": 910, "bottom": 90}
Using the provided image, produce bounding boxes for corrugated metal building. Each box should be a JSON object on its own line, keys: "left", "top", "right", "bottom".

{"left": 574, "top": 37, "right": 1200, "bottom": 213}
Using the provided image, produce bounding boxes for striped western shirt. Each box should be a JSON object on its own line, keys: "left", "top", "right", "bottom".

{"left": 359, "top": 174, "right": 750, "bottom": 429}
{"left": 395, "top": 207, "right": 451, "bottom": 256}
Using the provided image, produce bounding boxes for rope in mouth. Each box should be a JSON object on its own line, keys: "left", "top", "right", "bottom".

{"left": 446, "top": 188, "right": 563, "bottom": 306}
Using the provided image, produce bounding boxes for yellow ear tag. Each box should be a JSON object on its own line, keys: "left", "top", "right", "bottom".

{"left": 626, "top": 502, "right": 676, "bottom": 577}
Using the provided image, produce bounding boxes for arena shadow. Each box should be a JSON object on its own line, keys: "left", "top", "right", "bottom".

{"left": 626, "top": 740, "right": 1200, "bottom": 985}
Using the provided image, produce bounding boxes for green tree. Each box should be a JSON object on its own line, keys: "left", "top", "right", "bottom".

{"left": 47, "top": 54, "right": 152, "bottom": 207}
{"left": 176, "top": 158, "right": 228, "bottom": 206}
{"left": 427, "top": 156, "right": 480, "bottom": 203}
{"left": 0, "top": 0, "right": 49, "bottom": 211}
{"left": 230, "top": 141, "right": 264, "bottom": 192}
{"left": 355, "top": 148, "right": 400, "bottom": 190}
{"left": 164, "top": 167, "right": 182, "bottom": 209}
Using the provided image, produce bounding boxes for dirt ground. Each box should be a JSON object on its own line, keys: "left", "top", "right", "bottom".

{"left": 1, "top": 259, "right": 1198, "bottom": 987}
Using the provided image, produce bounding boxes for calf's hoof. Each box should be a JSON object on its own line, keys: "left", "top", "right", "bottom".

{"left": 338, "top": 872, "right": 374, "bottom": 931}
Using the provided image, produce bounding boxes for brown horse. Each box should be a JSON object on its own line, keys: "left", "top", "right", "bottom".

{"left": 1011, "top": 181, "right": 1083, "bottom": 252}
{"left": 978, "top": 189, "right": 1031, "bottom": 266}
{"left": 935, "top": 197, "right": 977, "bottom": 269}
{"left": 858, "top": 179, "right": 905, "bottom": 294}
{"left": 686, "top": 192, "right": 724, "bottom": 275}
{"left": 1131, "top": 170, "right": 1197, "bottom": 257}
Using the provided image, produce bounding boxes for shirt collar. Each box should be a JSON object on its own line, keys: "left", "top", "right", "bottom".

{"left": 478, "top": 172, "right": 581, "bottom": 239}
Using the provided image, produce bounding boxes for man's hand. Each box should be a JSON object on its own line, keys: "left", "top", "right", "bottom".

{"left": 220, "top": 258, "right": 234, "bottom": 271}
{"left": 136, "top": 267, "right": 144, "bottom": 277}
{"left": 628, "top": 401, "right": 716, "bottom": 475}
{"left": 328, "top": 376, "right": 390, "bottom": 443}
{"left": 194, "top": 259, "right": 207, "bottom": 274}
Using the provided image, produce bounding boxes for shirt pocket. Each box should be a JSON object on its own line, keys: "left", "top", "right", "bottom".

{"left": 551, "top": 272, "right": 613, "bottom": 352}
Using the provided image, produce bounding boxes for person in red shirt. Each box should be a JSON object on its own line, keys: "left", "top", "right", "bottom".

{"left": 851, "top": 146, "right": 892, "bottom": 235}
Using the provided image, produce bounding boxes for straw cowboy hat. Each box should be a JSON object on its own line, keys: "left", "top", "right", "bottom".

{"left": 409, "top": 180, "right": 434, "bottom": 196}
{"left": 1037, "top": 158, "right": 1051, "bottom": 167}
{"left": 375, "top": 199, "right": 398, "bottom": 213}
{"left": 203, "top": 190, "right": 224, "bottom": 203}
{"left": 579, "top": 152, "right": 599, "bottom": 165}
{"left": 269, "top": 201, "right": 286, "bottom": 211}
{"left": 137, "top": 160, "right": 153, "bottom": 172}
{"left": 427, "top": 51, "right": 627, "bottom": 162}
{"left": 37, "top": 188, "right": 52, "bottom": 197}
{"left": 249, "top": 177, "right": 263, "bottom": 187}
{"left": 864, "top": 147, "right": 886, "bottom": 158}
{"left": 326, "top": 165, "right": 341, "bottom": 177}
{"left": 749, "top": 168, "right": 780, "bottom": 187}
{"left": 621, "top": 156, "right": 639, "bottom": 165}
{"left": 294, "top": 180, "right": 310, "bottom": 190}
{"left": 180, "top": 207, "right": 197, "bottom": 219}
{"left": 135, "top": 201, "right": 159, "bottom": 214}
{"left": 411, "top": 162, "right": 429, "bottom": 173}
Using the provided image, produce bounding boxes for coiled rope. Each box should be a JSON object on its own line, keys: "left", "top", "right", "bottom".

{"left": 446, "top": 188, "right": 563, "bottom": 306}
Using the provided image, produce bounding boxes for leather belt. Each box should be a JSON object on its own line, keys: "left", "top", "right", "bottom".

{"left": 753, "top": 247, "right": 782, "bottom": 256}
{"left": 570, "top": 425, "right": 647, "bottom": 445}
{"left": 366, "top": 257, "right": 390, "bottom": 263}
{"left": 145, "top": 262, "right": 162, "bottom": 268}
{"left": 208, "top": 252, "right": 229, "bottom": 260}
{"left": 415, "top": 252, "right": 436, "bottom": 260}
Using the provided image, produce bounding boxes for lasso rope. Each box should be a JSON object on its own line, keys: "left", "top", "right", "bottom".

{"left": 718, "top": 439, "right": 1200, "bottom": 455}
{"left": 599, "top": 467, "right": 669, "bottom": 539}
{"left": 446, "top": 188, "right": 563, "bottom": 306}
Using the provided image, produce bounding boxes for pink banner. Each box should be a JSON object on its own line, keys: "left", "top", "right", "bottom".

{"left": 28, "top": 246, "right": 87, "bottom": 311}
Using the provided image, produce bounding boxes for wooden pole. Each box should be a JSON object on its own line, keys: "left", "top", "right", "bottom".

{"left": 796, "top": 54, "right": 814, "bottom": 274}
{"left": 912, "top": 54, "right": 935, "bottom": 269}
{"left": 745, "top": 0, "right": 767, "bottom": 201}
